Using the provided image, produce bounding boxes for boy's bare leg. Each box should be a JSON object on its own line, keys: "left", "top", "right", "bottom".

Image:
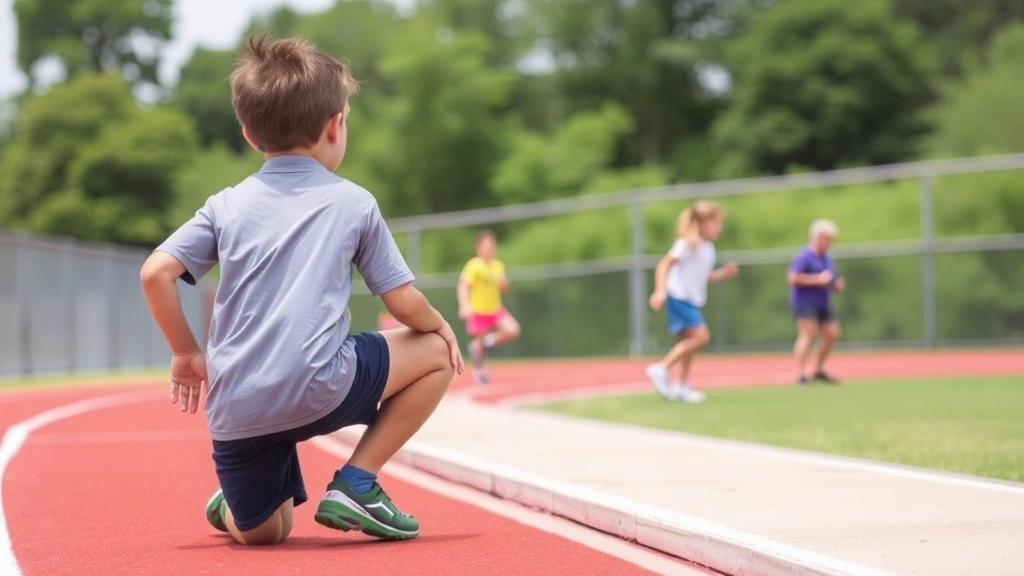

{"left": 488, "top": 315, "right": 521, "bottom": 347}
{"left": 347, "top": 328, "right": 453, "bottom": 472}
{"left": 223, "top": 500, "right": 294, "bottom": 545}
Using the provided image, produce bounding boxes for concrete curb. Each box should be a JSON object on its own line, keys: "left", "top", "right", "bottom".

{"left": 334, "top": 429, "right": 894, "bottom": 576}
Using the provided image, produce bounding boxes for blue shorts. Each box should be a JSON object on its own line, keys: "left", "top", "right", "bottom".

{"left": 666, "top": 297, "right": 705, "bottom": 335}
{"left": 792, "top": 303, "right": 835, "bottom": 323}
{"left": 211, "top": 331, "right": 390, "bottom": 532}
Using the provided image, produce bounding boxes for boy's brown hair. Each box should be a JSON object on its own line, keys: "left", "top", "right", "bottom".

{"left": 230, "top": 33, "right": 359, "bottom": 153}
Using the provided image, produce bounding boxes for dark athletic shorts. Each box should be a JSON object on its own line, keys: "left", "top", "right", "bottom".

{"left": 211, "top": 331, "right": 390, "bottom": 532}
{"left": 792, "top": 303, "right": 836, "bottom": 323}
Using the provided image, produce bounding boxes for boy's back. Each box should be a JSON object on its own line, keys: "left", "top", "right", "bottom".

{"left": 140, "top": 33, "right": 461, "bottom": 547}
{"left": 159, "top": 156, "right": 413, "bottom": 440}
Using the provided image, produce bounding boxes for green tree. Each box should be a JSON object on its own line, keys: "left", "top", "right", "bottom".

{"left": 892, "top": 0, "right": 1024, "bottom": 76}
{"left": 417, "top": 0, "right": 535, "bottom": 67}
{"left": 14, "top": 0, "right": 173, "bottom": 91}
{"left": 174, "top": 48, "right": 242, "bottom": 151}
{"left": 712, "top": 0, "right": 934, "bottom": 176}
{"left": 490, "top": 102, "right": 635, "bottom": 204}
{"left": 345, "top": 23, "right": 515, "bottom": 215}
{"left": 925, "top": 24, "right": 1024, "bottom": 158}
{"left": 0, "top": 74, "right": 198, "bottom": 245}
{"left": 525, "top": 0, "right": 729, "bottom": 169}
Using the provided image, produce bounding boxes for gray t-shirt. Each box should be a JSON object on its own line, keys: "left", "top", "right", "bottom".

{"left": 156, "top": 155, "right": 414, "bottom": 441}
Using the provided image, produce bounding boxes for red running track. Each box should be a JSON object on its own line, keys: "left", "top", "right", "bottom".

{"left": 0, "top": 385, "right": 702, "bottom": 576}
{"left": 2, "top": 349, "right": 1020, "bottom": 575}
{"left": 455, "top": 349, "right": 1024, "bottom": 404}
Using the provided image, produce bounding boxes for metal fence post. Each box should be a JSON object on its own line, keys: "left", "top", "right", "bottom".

{"left": 62, "top": 238, "right": 76, "bottom": 372}
{"left": 628, "top": 199, "right": 647, "bottom": 356}
{"left": 104, "top": 247, "right": 119, "bottom": 370}
{"left": 714, "top": 282, "right": 727, "bottom": 351}
{"left": 16, "top": 234, "right": 31, "bottom": 375}
{"left": 920, "top": 174, "right": 938, "bottom": 349}
{"left": 406, "top": 227, "right": 422, "bottom": 275}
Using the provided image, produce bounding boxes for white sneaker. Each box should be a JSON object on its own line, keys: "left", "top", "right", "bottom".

{"left": 645, "top": 364, "right": 672, "bottom": 400}
{"left": 673, "top": 384, "right": 706, "bottom": 404}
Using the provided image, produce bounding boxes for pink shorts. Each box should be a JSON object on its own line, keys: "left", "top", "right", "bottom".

{"left": 466, "top": 309, "right": 509, "bottom": 337}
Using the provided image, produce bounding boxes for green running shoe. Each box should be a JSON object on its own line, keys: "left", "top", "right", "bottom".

{"left": 205, "top": 489, "right": 228, "bottom": 533}
{"left": 314, "top": 480, "right": 419, "bottom": 540}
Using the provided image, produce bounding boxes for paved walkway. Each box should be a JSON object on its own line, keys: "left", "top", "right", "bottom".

{"left": 339, "top": 388, "right": 1024, "bottom": 576}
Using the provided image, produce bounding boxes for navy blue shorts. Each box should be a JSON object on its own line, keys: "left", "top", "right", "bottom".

{"left": 666, "top": 297, "right": 705, "bottom": 335}
{"left": 211, "top": 331, "right": 390, "bottom": 532}
{"left": 792, "top": 303, "right": 835, "bottom": 323}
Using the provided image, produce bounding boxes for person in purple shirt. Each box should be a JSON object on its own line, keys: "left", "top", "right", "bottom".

{"left": 788, "top": 219, "right": 845, "bottom": 384}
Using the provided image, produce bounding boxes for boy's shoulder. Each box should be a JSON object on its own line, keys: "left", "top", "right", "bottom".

{"left": 219, "top": 165, "right": 377, "bottom": 204}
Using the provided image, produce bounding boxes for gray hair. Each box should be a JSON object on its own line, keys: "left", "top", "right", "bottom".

{"left": 809, "top": 219, "right": 838, "bottom": 240}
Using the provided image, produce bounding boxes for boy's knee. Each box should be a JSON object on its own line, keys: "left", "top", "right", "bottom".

{"left": 425, "top": 331, "right": 454, "bottom": 374}
{"left": 232, "top": 523, "right": 289, "bottom": 546}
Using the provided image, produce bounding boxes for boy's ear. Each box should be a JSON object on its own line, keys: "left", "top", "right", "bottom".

{"left": 241, "top": 126, "right": 262, "bottom": 152}
{"left": 324, "top": 112, "right": 343, "bottom": 143}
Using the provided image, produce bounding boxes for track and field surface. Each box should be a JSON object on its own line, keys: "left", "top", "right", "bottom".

{"left": 2, "top": 349, "right": 1020, "bottom": 575}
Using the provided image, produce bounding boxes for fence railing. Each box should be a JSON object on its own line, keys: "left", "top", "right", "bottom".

{"left": 0, "top": 231, "right": 208, "bottom": 377}
{"left": 3, "top": 154, "right": 1023, "bottom": 376}
{"left": 361, "top": 153, "right": 1024, "bottom": 356}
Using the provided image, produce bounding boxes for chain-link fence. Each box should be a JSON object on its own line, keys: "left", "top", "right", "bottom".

{"left": 0, "top": 231, "right": 208, "bottom": 377}
{"left": 346, "top": 238, "right": 1024, "bottom": 358}
{"left": 348, "top": 154, "right": 1024, "bottom": 357}
{"left": 3, "top": 154, "right": 1023, "bottom": 376}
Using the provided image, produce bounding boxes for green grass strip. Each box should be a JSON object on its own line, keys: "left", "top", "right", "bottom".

{"left": 536, "top": 375, "right": 1024, "bottom": 482}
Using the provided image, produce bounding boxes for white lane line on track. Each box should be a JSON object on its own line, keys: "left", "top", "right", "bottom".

{"left": 0, "top": 389, "right": 159, "bottom": 576}
{"left": 1, "top": 389, "right": 701, "bottom": 576}
{"left": 472, "top": 372, "right": 798, "bottom": 407}
{"left": 308, "top": 435, "right": 705, "bottom": 576}
{"left": 30, "top": 429, "right": 209, "bottom": 444}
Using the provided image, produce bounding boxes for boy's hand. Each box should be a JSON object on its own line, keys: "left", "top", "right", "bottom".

{"left": 720, "top": 262, "right": 740, "bottom": 279}
{"left": 170, "top": 350, "right": 207, "bottom": 413}
{"left": 434, "top": 322, "right": 465, "bottom": 374}
{"left": 458, "top": 304, "right": 473, "bottom": 320}
{"left": 818, "top": 270, "right": 834, "bottom": 285}
{"left": 648, "top": 289, "right": 667, "bottom": 311}
{"left": 833, "top": 277, "right": 846, "bottom": 293}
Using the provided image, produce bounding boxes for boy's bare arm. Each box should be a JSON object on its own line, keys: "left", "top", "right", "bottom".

{"left": 140, "top": 251, "right": 207, "bottom": 413}
{"left": 382, "top": 283, "right": 464, "bottom": 373}
{"left": 141, "top": 252, "right": 203, "bottom": 353}
{"left": 384, "top": 282, "right": 452, "bottom": 332}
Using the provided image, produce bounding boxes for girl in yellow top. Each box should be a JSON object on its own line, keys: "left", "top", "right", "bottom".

{"left": 457, "top": 230, "right": 521, "bottom": 383}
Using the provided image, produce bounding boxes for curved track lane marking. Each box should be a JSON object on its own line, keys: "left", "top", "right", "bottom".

{"left": 0, "top": 389, "right": 159, "bottom": 575}
{"left": 308, "top": 436, "right": 697, "bottom": 575}
{"left": 1, "top": 388, "right": 707, "bottom": 576}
